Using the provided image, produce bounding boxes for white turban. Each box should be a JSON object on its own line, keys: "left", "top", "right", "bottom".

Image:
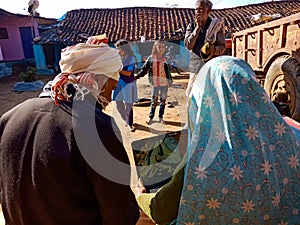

{"left": 59, "top": 43, "right": 122, "bottom": 81}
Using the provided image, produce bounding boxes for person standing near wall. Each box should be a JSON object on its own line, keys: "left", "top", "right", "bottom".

{"left": 184, "top": 0, "right": 226, "bottom": 96}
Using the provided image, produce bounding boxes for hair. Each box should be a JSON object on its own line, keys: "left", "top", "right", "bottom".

{"left": 195, "top": 0, "right": 213, "bottom": 10}
{"left": 151, "top": 40, "right": 166, "bottom": 55}
{"left": 115, "top": 39, "right": 134, "bottom": 56}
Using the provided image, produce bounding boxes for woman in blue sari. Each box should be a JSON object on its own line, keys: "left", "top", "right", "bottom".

{"left": 135, "top": 56, "right": 300, "bottom": 225}
{"left": 113, "top": 39, "right": 138, "bottom": 132}
{"left": 177, "top": 55, "right": 300, "bottom": 224}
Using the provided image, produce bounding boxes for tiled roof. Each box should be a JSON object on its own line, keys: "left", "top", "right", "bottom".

{"left": 37, "top": 0, "right": 300, "bottom": 44}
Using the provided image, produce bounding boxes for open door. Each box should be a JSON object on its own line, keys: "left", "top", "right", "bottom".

{"left": 19, "top": 26, "right": 34, "bottom": 59}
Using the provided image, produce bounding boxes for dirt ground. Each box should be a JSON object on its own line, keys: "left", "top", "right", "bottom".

{"left": 0, "top": 72, "right": 189, "bottom": 132}
{"left": 0, "top": 71, "right": 190, "bottom": 223}
{"left": 0, "top": 72, "right": 189, "bottom": 141}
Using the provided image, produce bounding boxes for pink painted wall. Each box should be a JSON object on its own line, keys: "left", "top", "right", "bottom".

{"left": 0, "top": 15, "right": 39, "bottom": 61}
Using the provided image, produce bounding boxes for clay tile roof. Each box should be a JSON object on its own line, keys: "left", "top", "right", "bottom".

{"left": 37, "top": 0, "right": 300, "bottom": 44}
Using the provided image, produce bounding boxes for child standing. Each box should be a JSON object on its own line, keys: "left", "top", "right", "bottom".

{"left": 113, "top": 39, "right": 138, "bottom": 132}
{"left": 135, "top": 40, "right": 172, "bottom": 125}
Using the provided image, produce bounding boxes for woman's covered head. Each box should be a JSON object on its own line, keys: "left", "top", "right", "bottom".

{"left": 187, "top": 55, "right": 291, "bottom": 169}
{"left": 188, "top": 55, "right": 272, "bottom": 122}
{"left": 178, "top": 56, "right": 300, "bottom": 225}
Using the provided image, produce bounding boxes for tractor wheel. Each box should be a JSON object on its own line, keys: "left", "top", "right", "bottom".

{"left": 264, "top": 56, "right": 300, "bottom": 121}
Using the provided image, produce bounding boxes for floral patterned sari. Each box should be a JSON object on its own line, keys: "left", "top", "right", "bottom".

{"left": 177, "top": 56, "right": 300, "bottom": 224}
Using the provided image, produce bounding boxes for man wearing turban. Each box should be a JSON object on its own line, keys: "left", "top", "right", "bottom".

{"left": 0, "top": 36, "right": 140, "bottom": 225}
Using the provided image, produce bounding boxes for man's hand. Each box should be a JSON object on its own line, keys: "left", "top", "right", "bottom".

{"left": 134, "top": 178, "right": 147, "bottom": 197}
{"left": 195, "top": 14, "right": 203, "bottom": 27}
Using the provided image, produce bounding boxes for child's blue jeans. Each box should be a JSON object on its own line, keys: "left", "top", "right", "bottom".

{"left": 149, "top": 85, "right": 168, "bottom": 119}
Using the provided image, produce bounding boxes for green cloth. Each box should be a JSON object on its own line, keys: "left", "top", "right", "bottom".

{"left": 135, "top": 134, "right": 182, "bottom": 190}
{"left": 136, "top": 157, "right": 186, "bottom": 225}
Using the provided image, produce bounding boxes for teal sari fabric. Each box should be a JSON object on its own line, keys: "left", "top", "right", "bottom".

{"left": 177, "top": 56, "right": 300, "bottom": 224}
